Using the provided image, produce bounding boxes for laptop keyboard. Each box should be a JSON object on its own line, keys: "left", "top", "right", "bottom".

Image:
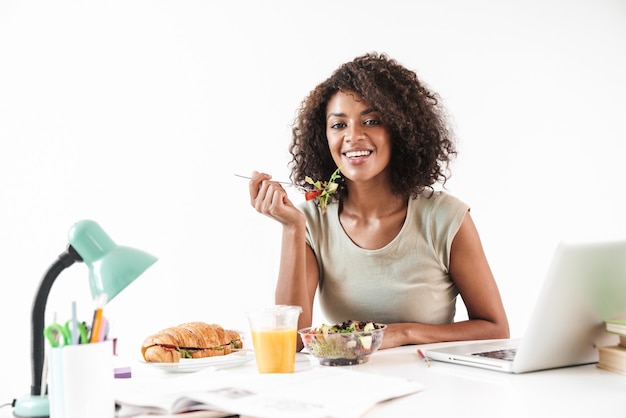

{"left": 472, "top": 348, "right": 517, "bottom": 361}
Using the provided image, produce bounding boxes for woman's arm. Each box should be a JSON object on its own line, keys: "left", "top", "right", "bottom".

{"left": 380, "top": 212, "right": 510, "bottom": 348}
{"left": 275, "top": 233, "right": 319, "bottom": 351}
{"left": 248, "top": 171, "right": 319, "bottom": 351}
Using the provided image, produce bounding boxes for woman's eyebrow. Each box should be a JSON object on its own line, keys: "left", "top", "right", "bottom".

{"left": 326, "top": 108, "right": 377, "bottom": 120}
{"left": 326, "top": 111, "right": 345, "bottom": 120}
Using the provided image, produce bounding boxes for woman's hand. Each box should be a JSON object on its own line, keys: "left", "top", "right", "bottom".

{"left": 248, "top": 171, "right": 304, "bottom": 226}
{"left": 378, "top": 324, "right": 410, "bottom": 349}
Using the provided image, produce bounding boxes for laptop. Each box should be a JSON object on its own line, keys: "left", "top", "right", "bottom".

{"left": 425, "top": 240, "right": 626, "bottom": 373}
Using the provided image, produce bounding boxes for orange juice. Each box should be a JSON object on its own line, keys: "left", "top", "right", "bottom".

{"left": 251, "top": 327, "right": 298, "bottom": 373}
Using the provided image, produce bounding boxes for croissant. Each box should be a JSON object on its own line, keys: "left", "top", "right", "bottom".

{"left": 141, "top": 321, "right": 243, "bottom": 363}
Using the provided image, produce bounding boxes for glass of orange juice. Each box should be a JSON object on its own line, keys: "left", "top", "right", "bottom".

{"left": 246, "top": 305, "right": 302, "bottom": 373}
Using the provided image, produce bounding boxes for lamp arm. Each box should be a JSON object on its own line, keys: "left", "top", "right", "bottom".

{"left": 29, "top": 245, "right": 82, "bottom": 396}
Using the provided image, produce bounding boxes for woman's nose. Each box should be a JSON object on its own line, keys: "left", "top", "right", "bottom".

{"left": 345, "top": 124, "right": 363, "bottom": 142}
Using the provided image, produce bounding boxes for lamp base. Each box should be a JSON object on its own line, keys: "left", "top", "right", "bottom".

{"left": 13, "top": 395, "right": 49, "bottom": 418}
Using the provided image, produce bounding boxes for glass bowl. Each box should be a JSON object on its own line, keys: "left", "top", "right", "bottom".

{"left": 298, "top": 321, "right": 386, "bottom": 366}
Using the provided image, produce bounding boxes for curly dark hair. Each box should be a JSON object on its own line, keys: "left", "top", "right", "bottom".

{"left": 288, "top": 52, "right": 457, "bottom": 201}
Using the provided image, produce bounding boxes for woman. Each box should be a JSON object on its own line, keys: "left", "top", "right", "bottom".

{"left": 248, "top": 52, "right": 509, "bottom": 350}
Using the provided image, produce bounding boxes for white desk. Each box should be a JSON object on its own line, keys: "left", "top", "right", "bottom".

{"left": 355, "top": 343, "right": 626, "bottom": 417}
{"left": 4, "top": 342, "right": 626, "bottom": 418}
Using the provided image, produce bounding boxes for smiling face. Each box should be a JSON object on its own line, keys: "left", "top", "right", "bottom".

{"left": 325, "top": 90, "right": 392, "bottom": 185}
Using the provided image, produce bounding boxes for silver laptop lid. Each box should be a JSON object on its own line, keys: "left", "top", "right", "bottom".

{"left": 425, "top": 240, "right": 626, "bottom": 373}
{"left": 512, "top": 240, "right": 626, "bottom": 372}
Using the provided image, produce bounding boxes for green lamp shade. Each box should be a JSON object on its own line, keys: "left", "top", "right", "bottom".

{"left": 68, "top": 220, "right": 157, "bottom": 301}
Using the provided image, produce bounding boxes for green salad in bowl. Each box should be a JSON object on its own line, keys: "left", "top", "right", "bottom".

{"left": 298, "top": 320, "right": 387, "bottom": 366}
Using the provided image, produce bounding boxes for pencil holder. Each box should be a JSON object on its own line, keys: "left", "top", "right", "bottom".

{"left": 49, "top": 340, "right": 114, "bottom": 418}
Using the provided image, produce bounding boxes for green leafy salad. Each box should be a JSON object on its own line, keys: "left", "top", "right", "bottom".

{"left": 299, "top": 320, "right": 386, "bottom": 366}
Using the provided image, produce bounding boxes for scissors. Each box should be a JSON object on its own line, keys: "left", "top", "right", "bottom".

{"left": 44, "top": 320, "right": 89, "bottom": 347}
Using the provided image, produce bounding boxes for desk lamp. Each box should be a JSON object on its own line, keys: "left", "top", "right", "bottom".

{"left": 13, "top": 219, "right": 157, "bottom": 418}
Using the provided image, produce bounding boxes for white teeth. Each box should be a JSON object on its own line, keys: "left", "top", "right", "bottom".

{"left": 345, "top": 150, "right": 371, "bottom": 158}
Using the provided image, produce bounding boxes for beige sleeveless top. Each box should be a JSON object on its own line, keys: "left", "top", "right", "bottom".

{"left": 300, "top": 191, "right": 469, "bottom": 325}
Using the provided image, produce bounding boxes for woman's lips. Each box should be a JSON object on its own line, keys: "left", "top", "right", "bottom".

{"left": 344, "top": 150, "right": 372, "bottom": 158}
{"left": 342, "top": 150, "right": 372, "bottom": 165}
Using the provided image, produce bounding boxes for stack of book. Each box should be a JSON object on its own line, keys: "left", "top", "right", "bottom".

{"left": 597, "top": 319, "right": 626, "bottom": 375}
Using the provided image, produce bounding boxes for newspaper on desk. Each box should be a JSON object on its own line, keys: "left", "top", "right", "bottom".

{"left": 115, "top": 365, "right": 424, "bottom": 418}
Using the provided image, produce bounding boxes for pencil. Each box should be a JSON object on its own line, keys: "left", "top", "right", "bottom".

{"left": 417, "top": 348, "right": 431, "bottom": 367}
{"left": 90, "top": 307, "right": 103, "bottom": 343}
{"left": 89, "top": 293, "right": 108, "bottom": 343}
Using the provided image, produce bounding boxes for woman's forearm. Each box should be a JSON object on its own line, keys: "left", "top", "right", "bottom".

{"left": 275, "top": 222, "right": 313, "bottom": 329}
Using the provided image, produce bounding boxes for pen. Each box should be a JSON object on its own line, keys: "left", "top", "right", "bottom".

{"left": 71, "top": 301, "right": 78, "bottom": 345}
{"left": 417, "top": 348, "right": 431, "bottom": 367}
{"left": 97, "top": 316, "right": 108, "bottom": 342}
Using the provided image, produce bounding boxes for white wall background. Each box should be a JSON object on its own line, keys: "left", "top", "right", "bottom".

{"left": 1, "top": 0, "right": 625, "bottom": 402}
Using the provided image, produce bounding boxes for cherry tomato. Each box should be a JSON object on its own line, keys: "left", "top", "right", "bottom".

{"left": 305, "top": 190, "right": 322, "bottom": 201}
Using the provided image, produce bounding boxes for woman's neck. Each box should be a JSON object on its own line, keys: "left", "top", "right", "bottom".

{"left": 340, "top": 181, "right": 408, "bottom": 219}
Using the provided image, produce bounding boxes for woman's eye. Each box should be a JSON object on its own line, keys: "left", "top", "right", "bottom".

{"left": 329, "top": 122, "right": 346, "bottom": 129}
{"left": 364, "top": 119, "right": 381, "bottom": 126}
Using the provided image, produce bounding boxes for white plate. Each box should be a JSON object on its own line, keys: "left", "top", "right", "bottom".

{"left": 141, "top": 350, "right": 255, "bottom": 373}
